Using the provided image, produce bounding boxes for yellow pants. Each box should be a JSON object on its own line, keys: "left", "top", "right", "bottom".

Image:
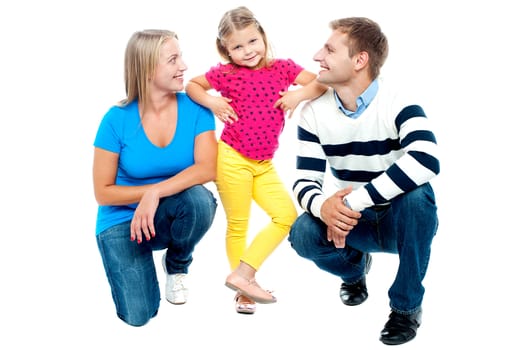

{"left": 216, "top": 141, "right": 297, "bottom": 271}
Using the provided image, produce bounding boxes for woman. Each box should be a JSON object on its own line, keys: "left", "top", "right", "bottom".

{"left": 92, "top": 29, "right": 217, "bottom": 326}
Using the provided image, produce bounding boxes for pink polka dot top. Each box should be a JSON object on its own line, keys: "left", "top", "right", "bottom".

{"left": 205, "top": 58, "right": 304, "bottom": 160}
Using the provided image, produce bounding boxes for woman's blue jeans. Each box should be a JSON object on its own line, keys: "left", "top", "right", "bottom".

{"left": 96, "top": 185, "right": 217, "bottom": 326}
{"left": 288, "top": 183, "right": 438, "bottom": 314}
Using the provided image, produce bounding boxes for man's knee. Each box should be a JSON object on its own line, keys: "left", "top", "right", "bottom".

{"left": 288, "top": 214, "right": 319, "bottom": 257}
{"left": 400, "top": 184, "right": 437, "bottom": 215}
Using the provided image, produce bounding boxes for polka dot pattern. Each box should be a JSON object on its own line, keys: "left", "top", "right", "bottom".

{"left": 205, "top": 58, "right": 304, "bottom": 160}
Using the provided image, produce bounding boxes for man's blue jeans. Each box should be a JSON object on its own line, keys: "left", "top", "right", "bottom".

{"left": 288, "top": 183, "right": 438, "bottom": 314}
{"left": 96, "top": 185, "right": 217, "bottom": 326}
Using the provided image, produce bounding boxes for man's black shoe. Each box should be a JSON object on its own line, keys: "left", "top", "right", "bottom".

{"left": 379, "top": 308, "right": 422, "bottom": 345}
{"left": 339, "top": 253, "right": 372, "bottom": 306}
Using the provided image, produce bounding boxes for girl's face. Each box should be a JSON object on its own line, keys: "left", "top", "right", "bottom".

{"left": 224, "top": 24, "right": 266, "bottom": 68}
{"left": 152, "top": 37, "right": 187, "bottom": 92}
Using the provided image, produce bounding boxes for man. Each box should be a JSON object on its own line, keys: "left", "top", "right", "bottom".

{"left": 288, "top": 17, "right": 439, "bottom": 345}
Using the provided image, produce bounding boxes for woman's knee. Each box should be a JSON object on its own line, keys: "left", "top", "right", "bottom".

{"left": 113, "top": 275, "right": 160, "bottom": 327}
{"left": 188, "top": 186, "right": 217, "bottom": 210}
{"left": 119, "top": 308, "right": 158, "bottom": 327}
{"left": 176, "top": 185, "right": 218, "bottom": 225}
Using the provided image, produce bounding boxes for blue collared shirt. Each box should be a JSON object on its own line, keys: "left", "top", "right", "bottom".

{"left": 335, "top": 79, "right": 379, "bottom": 119}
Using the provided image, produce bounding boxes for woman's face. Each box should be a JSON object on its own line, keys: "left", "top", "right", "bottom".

{"left": 152, "top": 37, "right": 188, "bottom": 92}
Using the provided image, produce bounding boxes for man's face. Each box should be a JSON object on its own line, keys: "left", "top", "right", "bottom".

{"left": 313, "top": 30, "right": 355, "bottom": 87}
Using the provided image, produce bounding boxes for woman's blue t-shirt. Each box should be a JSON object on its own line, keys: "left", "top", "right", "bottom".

{"left": 93, "top": 92, "right": 215, "bottom": 235}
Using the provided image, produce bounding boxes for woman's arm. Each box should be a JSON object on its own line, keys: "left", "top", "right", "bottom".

{"left": 152, "top": 130, "right": 217, "bottom": 197}
{"left": 92, "top": 148, "right": 154, "bottom": 206}
{"left": 129, "top": 130, "right": 217, "bottom": 243}
{"left": 92, "top": 130, "right": 217, "bottom": 207}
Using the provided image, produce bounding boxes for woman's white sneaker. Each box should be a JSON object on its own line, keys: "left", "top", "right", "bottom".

{"left": 162, "top": 254, "right": 188, "bottom": 304}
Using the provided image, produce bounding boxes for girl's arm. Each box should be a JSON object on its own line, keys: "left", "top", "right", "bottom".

{"left": 274, "top": 70, "right": 328, "bottom": 117}
{"left": 186, "top": 75, "right": 238, "bottom": 123}
{"left": 185, "top": 75, "right": 214, "bottom": 106}
{"left": 293, "top": 70, "right": 328, "bottom": 99}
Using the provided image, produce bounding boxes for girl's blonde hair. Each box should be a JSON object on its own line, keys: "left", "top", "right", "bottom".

{"left": 119, "top": 29, "right": 178, "bottom": 106}
{"left": 216, "top": 6, "right": 273, "bottom": 67}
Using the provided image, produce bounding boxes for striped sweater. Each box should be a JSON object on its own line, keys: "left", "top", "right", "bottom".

{"left": 294, "top": 80, "right": 440, "bottom": 218}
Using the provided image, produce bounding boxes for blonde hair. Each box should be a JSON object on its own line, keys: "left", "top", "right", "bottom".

{"left": 119, "top": 29, "right": 178, "bottom": 106}
{"left": 329, "top": 17, "right": 388, "bottom": 80}
{"left": 216, "top": 6, "right": 273, "bottom": 67}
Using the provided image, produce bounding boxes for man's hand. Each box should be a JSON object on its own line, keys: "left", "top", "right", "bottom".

{"left": 320, "top": 186, "right": 361, "bottom": 248}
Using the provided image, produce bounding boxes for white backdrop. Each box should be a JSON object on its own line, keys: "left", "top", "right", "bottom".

{"left": 1, "top": 0, "right": 524, "bottom": 349}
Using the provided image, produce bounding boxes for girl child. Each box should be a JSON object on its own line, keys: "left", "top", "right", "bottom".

{"left": 186, "top": 6, "right": 326, "bottom": 314}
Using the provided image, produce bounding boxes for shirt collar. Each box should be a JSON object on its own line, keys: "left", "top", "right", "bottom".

{"left": 335, "top": 79, "right": 379, "bottom": 119}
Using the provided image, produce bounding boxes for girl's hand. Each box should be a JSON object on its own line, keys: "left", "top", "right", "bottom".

{"left": 274, "top": 90, "right": 301, "bottom": 118}
{"left": 210, "top": 96, "right": 238, "bottom": 124}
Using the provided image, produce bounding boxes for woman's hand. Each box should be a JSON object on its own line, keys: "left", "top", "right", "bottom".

{"left": 130, "top": 188, "right": 160, "bottom": 243}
